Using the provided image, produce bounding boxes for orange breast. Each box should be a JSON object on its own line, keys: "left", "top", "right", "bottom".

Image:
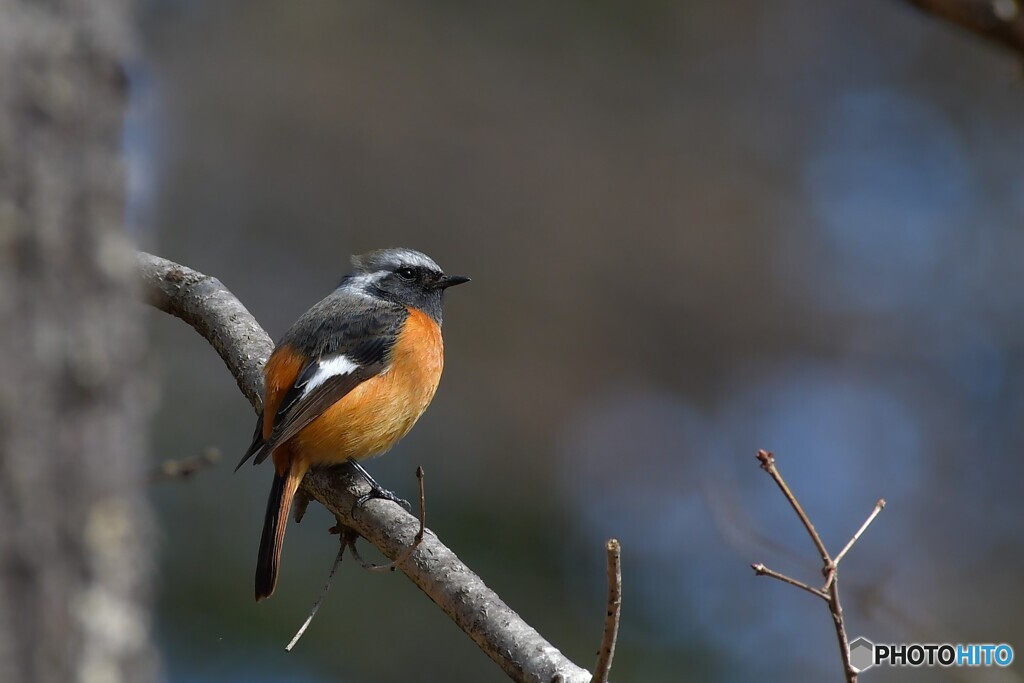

{"left": 289, "top": 307, "right": 444, "bottom": 465}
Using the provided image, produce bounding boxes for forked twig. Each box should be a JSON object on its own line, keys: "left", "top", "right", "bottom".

{"left": 591, "top": 538, "right": 622, "bottom": 683}
{"left": 750, "top": 450, "right": 886, "bottom": 683}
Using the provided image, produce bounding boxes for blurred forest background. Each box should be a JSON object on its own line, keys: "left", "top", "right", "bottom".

{"left": 132, "top": 1, "right": 1024, "bottom": 681}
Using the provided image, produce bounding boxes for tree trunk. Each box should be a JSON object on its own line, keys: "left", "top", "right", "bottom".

{"left": 0, "top": 1, "right": 156, "bottom": 682}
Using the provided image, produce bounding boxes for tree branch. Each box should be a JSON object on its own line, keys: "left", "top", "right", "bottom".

{"left": 137, "top": 253, "right": 273, "bottom": 411}
{"left": 137, "top": 252, "right": 595, "bottom": 683}
{"left": 751, "top": 450, "right": 886, "bottom": 683}
{"left": 903, "top": 0, "right": 1024, "bottom": 57}
{"left": 590, "top": 539, "right": 621, "bottom": 683}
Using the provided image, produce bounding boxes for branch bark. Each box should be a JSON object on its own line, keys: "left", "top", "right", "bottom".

{"left": 137, "top": 252, "right": 594, "bottom": 683}
{"left": 590, "top": 539, "right": 621, "bottom": 683}
{"left": 903, "top": 0, "right": 1024, "bottom": 57}
{"left": 138, "top": 253, "right": 273, "bottom": 410}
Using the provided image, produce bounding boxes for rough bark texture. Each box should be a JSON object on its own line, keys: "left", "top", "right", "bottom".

{"left": 139, "top": 252, "right": 595, "bottom": 683}
{"left": 138, "top": 252, "right": 273, "bottom": 411}
{"left": 0, "top": 2, "right": 157, "bottom": 682}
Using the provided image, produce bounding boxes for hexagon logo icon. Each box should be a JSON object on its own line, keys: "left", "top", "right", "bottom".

{"left": 849, "top": 637, "right": 875, "bottom": 673}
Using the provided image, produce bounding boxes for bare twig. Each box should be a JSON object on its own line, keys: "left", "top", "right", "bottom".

{"left": 832, "top": 499, "right": 886, "bottom": 568}
{"left": 591, "top": 539, "right": 622, "bottom": 683}
{"left": 750, "top": 563, "right": 828, "bottom": 601}
{"left": 828, "top": 575, "right": 855, "bottom": 681}
{"left": 750, "top": 450, "right": 884, "bottom": 683}
{"left": 286, "top": 538, "right": 350, "bottom": 652}
{"left": 755, "top": 450, "right": 831, "bottom": 564}
{"left": 903, "top": 0, "right": 1024, "bottom": 58}
{"left": 358, "top": 466, "right": 427, "bottom": 573}
{"left": 148, "top": 447, "right": 221, "bottom": 483}
{"left": 137, "top": 253, "right": 595, "bottom": 683}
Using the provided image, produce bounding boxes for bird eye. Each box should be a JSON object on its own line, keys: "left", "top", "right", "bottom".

{"left": 396, "top": 267, "right": 417, "bottom": 281}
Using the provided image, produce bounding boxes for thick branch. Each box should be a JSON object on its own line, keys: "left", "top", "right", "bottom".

{"left": 904, "top": 0, "right": 1024, "bottom": 57}
{"left": 137, "top": 252, "right": 593, "bottom": 683}
{"left": 137, "top": 253, "right": 273, "bottom": 410}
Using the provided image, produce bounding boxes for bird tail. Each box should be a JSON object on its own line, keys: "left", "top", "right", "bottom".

{"left": 254, "top": 461, "right": 305, "bottom": 601}
{"left": 236, "top": 414, "right": 265, "bottom": 471}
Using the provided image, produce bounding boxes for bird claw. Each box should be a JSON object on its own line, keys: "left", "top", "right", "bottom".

{"left": 354, "top": 485, "right": 411, "bottom": 512}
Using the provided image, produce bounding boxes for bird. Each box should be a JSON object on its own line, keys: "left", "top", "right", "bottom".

{"left": 236, "top": 248, "right": 469, "bottom": 601}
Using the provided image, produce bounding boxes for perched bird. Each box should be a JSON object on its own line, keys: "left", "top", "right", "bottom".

{"left": 237, "top": 248, "right": 469, "bottom": 601}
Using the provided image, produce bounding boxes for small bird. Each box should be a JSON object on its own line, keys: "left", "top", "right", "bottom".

{"left": 237, "top": 248, "right": 469, "bottom": 601}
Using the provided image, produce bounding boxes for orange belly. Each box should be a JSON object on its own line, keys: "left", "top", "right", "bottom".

{"left": 287, "top": 308, "right": 444, "bottom": 465}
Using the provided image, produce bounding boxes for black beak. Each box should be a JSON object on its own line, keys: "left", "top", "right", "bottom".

{"left": 438, "top": 275, "right": 471, "bottom": 289}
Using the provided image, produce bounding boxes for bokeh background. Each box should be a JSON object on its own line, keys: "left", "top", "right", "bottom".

{"left": 132, "top": 1, "right": 1024, "bottom": 681}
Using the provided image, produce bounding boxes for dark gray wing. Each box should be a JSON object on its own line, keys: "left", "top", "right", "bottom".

{"left": 237, "top": 299, "right": 406, "bottom": 470}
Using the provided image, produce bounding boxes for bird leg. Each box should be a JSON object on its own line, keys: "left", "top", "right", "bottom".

{"left": 347, "top": 459, "right": 412, "bottom": 511}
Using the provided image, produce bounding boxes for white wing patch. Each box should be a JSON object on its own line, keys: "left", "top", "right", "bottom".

{"left": 302, "top": 355, "right": 358, "bottom": 395}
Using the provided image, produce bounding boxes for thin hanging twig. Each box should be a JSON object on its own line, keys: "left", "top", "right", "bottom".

{"left": 286, "top": 535, "right": 351, "bottom": 652}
